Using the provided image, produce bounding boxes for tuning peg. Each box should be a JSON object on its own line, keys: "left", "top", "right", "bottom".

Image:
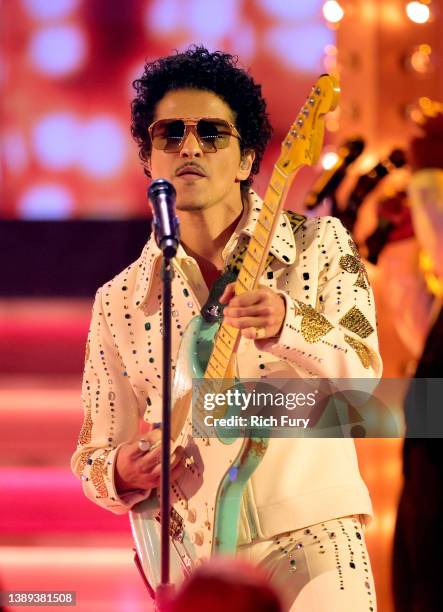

{"left": 297, "top": 118, "right": 304, "bottom": 126}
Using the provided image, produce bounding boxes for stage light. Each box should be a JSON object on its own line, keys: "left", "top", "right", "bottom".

{"left": 405, "top": 97, "right": 443, "bottom": 124}
{"left": 32, "top": 113, "right": 79, "bottom": 169}
{"left": 322, "top": 1, "right": 344, "bottom": 24}
{"left": 321, "top": 151, "right": 339, "bottom": 170}
{"left": 418, "top": 96, "right": 443, "bottom": 116}
{"left": 407, "top": 107, "right": 424, "bottom": 123}
{"left": 266, "top": 24, "right": 334, "bottom": 71}
{"left": 19, "top": 184, "right": 74, "bottom": 219}
{"left": 186, "top": 0, "right": 238, "bottom": 38}
{"left": 324, "top": 44, "right": 338, "bottom": 56}
{"left": 357, "top": 152, "right": 378, "bottom": 174}
{"left": 406, "top": 2, "right": 430, "bottom": 24}
{"left": 418, "top": 96, "right": 432, "bottom": 110}
{"left": 29, "top": 25, "right": 87, "bottom": 76}
{"left": 257, "top": 0, "right": 324, "bottom": 20}
{"left": 409, "top": 44, "right": 433, "bottom": 73}
{"left": 145, "top": 0, "right": 179, "bottom": 34}
{"left": 78, "top": 116, "right": 126, "bottom": 178}
{"left": 22, "top": 0, "right": 80, "bottom": 20}
{"left": 32, "top": 113, "right": 126, "bottom": 177}
{"left": 323, "top": 43, "right": 338, "bottom": 71}
{"left": 230, "top": 21, "right": 256, "bottom": 62}
{"left": 146, "top": 0, "right": 238, "bottom": 38}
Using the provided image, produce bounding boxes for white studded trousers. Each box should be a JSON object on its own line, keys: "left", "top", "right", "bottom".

{"left": 237, "top": 516, "right": 377, "bottom": 612}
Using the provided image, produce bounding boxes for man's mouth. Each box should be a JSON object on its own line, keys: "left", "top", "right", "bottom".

{"left": 175, "top": 164, "right": 207, "bottom": 178}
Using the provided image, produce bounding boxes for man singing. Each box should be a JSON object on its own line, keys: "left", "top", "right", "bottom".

{"left": 72, "top": 46, "right": 382, "bottom": 610}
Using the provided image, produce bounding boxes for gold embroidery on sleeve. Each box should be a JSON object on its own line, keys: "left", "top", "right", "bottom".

{"left": 77, "top": 402, "right": 93, "bottom": 446}
{"left": 90, "top": 450, "right": 112, "bottom": 499}
{"left": 340, "top": 253, "right": 359, "bottom": 273}
{"left": 339, "top": 306, "right": 374, "bottom": 338}
{"left": 353, "top": 273, "right": 369, "bottom": 291}
{"left": 78, "top": 449, "right": 92, "bottom": 475}
{"left": 339, "top": 240, "right": 369, "bottom": 292}
{"left": 295, "top": 301, "right": 334, "bottom": 343}
{"left": 344, "top": 335, "right": 371, "bottom": 369}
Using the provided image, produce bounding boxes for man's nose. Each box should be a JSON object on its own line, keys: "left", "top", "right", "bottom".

{"left": 179, "top": 129, "right": 203, "bottom": 157}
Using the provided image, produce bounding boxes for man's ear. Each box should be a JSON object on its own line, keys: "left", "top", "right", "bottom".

{"left": 236, "top": 149, "right": 255, "bottom": 181}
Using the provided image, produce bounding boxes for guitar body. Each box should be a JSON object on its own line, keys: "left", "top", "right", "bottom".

{"left": 130, "top": 315, "right": 269, "bottom": 589}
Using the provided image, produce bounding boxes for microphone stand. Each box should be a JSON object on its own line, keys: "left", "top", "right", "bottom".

{"left": 147, "top": 178, "right": 180, "bottom": 610}
{"left": 156, "top": 254, "right": 175, "bottom": 609}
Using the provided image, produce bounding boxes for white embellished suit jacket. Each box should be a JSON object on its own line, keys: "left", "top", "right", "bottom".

{"left": 71, "top": 190, "right": 382, "bottom": 544}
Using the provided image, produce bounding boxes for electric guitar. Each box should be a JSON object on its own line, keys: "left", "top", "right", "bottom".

{"left": 129, "top": 74, "right": 340, "bottom": 589}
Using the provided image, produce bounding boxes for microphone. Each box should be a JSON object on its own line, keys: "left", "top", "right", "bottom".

{"left": 147, "top": 179, "right": 180, "bottom": 258}
{"left": 341, "top": 148, "right": 407, "bottom": 232}
{"left": 304, "top": 137, "right": 365, "bottom": 210}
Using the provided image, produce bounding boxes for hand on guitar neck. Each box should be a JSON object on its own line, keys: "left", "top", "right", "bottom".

{"left": 114, "top": 429, "right": 186, "bottom": 494}
{"left": 220, "top": 282, "right": 286, "bottom": 340}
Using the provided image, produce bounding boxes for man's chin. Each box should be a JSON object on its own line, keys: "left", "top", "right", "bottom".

{"left": 175, "top": 199, "right": 207, "bottom": 212}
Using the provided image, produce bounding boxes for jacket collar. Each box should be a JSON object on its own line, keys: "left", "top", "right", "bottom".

{"left": 133, "top": 190, "right": 298, "bottom": 308}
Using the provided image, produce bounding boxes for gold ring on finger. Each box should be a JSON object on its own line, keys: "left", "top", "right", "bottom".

{"left": 255, "top": 327, "right": 267, "bottom": 340}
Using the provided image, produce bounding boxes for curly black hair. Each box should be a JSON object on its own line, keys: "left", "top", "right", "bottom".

{"left": 131, "top": 46, "right": 272, "bottom": 191}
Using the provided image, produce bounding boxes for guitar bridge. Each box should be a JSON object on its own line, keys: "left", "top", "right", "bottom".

{"left": 155, "top": 507, "right": 185, "bottom": 543}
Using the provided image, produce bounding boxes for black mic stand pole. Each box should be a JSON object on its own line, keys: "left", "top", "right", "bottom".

{"left": 147, "top": 178, "right": 179, "bottom": 609}
{"left": 156, "top": 252, "right": 174, "bottom": 609}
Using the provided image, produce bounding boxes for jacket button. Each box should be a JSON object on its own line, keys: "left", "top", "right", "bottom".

{"left": 187, "top": 508, "right": 197, "bottom": 523}
{"left": 190, "top": 531, "right": 204, "bottom": 546}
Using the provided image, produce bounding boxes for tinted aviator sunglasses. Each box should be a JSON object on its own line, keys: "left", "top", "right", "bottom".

{"left": 148, "top": 117, "right": 241, "bottom": 153}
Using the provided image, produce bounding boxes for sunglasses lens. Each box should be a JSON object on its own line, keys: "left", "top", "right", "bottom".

{"left": 150, "top": 118, "right": 237, "bottom": 152}
{"left": 197, "top": 120, "right": 231, "bottom": 151}
{"left": 151, "top": 120, "right": 185, "bottom": 151}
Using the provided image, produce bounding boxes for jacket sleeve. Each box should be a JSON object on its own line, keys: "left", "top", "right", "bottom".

{"left": 71, "top": 288, "right": 150, "bottom": 514}
{"left": 258, "top": 217, "right": 383, "bottom": 378}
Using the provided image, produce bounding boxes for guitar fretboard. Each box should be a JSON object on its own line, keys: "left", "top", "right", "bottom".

{"left": 204, "top": 164, "right": 290, "bottom": 382}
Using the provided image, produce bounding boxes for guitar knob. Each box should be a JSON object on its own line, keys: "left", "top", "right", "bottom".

{"left": 187, "top": 508, "right": 197, "bottom": 523}
{"left": 190, "top": 531, "right": 204, "bottom": 546}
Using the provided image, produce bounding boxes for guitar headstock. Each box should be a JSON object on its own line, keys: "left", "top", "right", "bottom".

{"left": 276, "top": 74, "right": 340, "bottom": 176}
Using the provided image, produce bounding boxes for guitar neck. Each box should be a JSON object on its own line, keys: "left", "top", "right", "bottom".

{"left": 235, "top": 164, "right": 294, "bottom": 295}
{"left": 203, "top": 73, "right": 340, "bottom": 383}
{"left": 205, "top": 163, "right": 298, "bottom": 382}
